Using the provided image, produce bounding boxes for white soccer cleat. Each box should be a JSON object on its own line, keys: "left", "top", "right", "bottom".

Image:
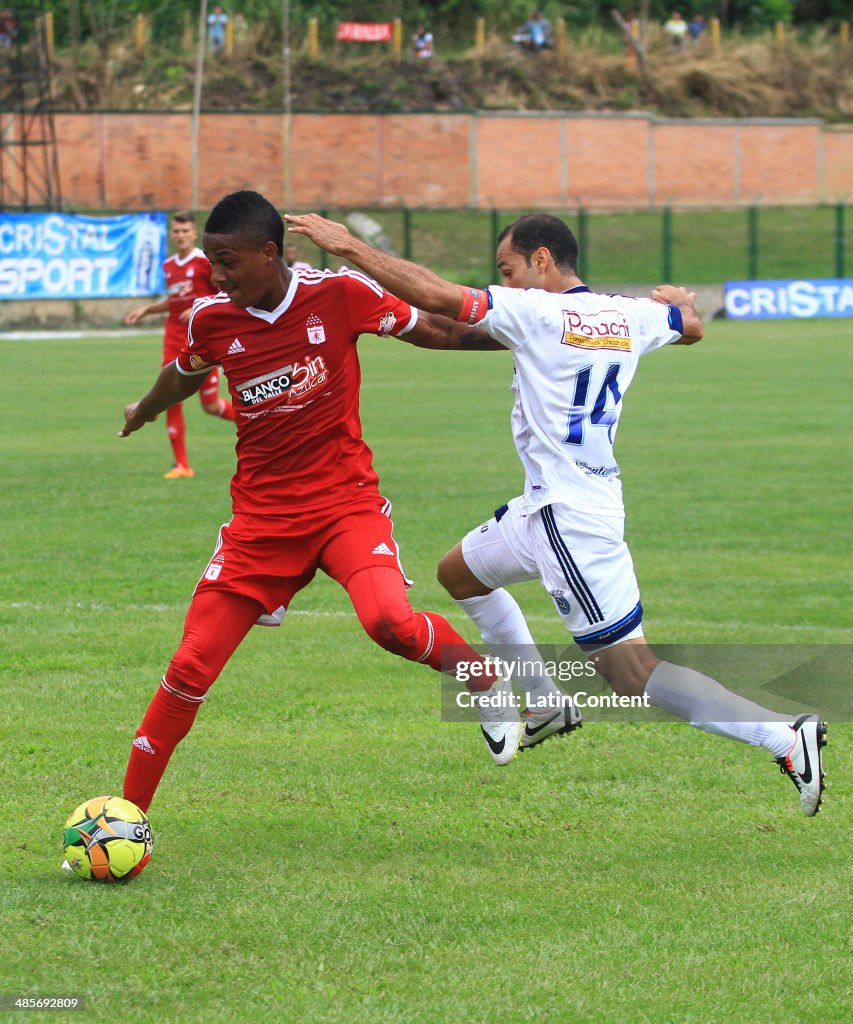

{"left": 775, "top": 714, "right": 827, "bottom": 817}
{"left": 475, "top": 674, "right": 522, "bottom": 766}
{"left": 520, "top": 700, "right": 583, "bottom": 752}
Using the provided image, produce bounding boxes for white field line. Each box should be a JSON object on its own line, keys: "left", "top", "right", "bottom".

{"left": 0, "top": 329, "right": 156, "bottom": 341}
{"left": 3, "top": 601, "right": 849, "bottom": 636}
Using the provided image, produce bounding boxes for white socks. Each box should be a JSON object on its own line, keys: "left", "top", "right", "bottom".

{"left": 645, "top": 661, "right": 794, "bottom": 757}
{"left": 457, "top": 590, "right": 562, "bottom": 713}
{"left": 456, "top": 590, "right": 795, "bottom": 755}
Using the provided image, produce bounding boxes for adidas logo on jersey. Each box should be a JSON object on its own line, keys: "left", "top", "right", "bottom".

{"left": 372, "top": 542, "right": 394, "bottom": 556}
{"left": 227, "top": 338, "right": 246, "bottom": 355}
{"left": 132, "top": 735, "right": 156, "bottom": 755}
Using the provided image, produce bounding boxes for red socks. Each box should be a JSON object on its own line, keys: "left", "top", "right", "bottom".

{"left": 123, "top": 682, "right": 202, "bottom": 813}
{"left": 166, "top": 404, "right": 188, "bottom": 468}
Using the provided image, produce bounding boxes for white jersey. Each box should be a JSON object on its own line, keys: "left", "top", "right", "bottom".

{"left": 480, "top": 285, "right": 682, "bottom": 516}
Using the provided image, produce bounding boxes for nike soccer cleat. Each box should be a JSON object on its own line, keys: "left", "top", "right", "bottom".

{"left": 519, "top": 700, "right": 583, "bottom": 752}
{"left": 475, "top": 674, "right": 522, "bottom": 766}
{"left": 775, "top": 714, "right": 827, "bottom": 816}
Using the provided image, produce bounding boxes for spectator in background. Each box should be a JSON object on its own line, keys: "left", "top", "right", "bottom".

{"left": 664, "top": 11, "right": 688, "bottom": 51}
{"left": 207, "top": 5, "right": 228, "bottom": 56}
{"left": 412, "top": 24, "right": 434, "bottom": 60}
{"left": 524, "top": 10, "right": 553, "bottom": 53}
{"left": 688, "top": 13, "right": 706, "bottom": 45}
{"left": 0, "top": 8, "right": 17, "bottom": 48}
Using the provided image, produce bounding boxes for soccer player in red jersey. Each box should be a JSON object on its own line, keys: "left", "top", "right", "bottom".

{"left": 119, "top": 190, "right": 515, "bottom": 813}
{"left": 125, "top": 211, "right": 235, "bottom": 479}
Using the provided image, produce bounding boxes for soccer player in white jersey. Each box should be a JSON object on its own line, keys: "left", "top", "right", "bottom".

{"left": 286, "top": 211, "right": 828, "bottom": 816}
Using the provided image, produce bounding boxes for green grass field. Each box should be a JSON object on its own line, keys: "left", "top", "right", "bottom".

{"left": 0, "top": 319, "right": 850, "bottom": 1023}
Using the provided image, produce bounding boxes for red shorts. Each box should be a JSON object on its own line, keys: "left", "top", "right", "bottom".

{"left": 193, "top": 495, "right": 412, "bottom": 613}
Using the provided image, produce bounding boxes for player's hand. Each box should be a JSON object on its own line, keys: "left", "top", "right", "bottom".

{"left": 119, "top": 401, "right": 157, "bottom": 437}
{"left": 284, "top": 213, "right": 353, "bottom": 256}
{"left": 125, "top": 307, "right": 147, "bottom": 325}
{"left": 651, "top": 285, "right": 697, "bottom": 307}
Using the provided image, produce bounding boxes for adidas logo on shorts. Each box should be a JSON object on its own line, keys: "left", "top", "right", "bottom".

{"left": 372, "top": 542, "right": 394, "bottom": 556}
{"left": 227, "top": 338, "right": 245, "bottom": 355}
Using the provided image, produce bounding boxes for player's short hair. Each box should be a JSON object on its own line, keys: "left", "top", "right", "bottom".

{"left": 499, "top": 214, "right": 578, "bottom": 273}
{"left": 204, "top": 190, "right": 285, "bottom": 256}
{"left": 172, "top": 210, "right": 195, "bottom": 225}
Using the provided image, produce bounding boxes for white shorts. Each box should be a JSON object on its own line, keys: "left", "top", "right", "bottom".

{"left": 460, "top": 496, "right": 644, "bottom": 651}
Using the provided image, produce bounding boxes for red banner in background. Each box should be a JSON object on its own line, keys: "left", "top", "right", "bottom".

{"left": 336, "top": 22, "right": 393, "bottom": 42}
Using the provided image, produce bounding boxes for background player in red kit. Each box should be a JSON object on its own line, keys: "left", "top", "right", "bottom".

{"left": 119, "top": 190, "right": 514, "bottom": 814}
{"left": 125, "top": 210, "right": 235, "bottom": 478}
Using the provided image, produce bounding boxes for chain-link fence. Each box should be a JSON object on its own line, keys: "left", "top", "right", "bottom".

{"left": 289, "top": 203, "right": 851, "bottom": 285}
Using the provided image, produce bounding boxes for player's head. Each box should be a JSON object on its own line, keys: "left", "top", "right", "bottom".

{"left": 496, "top": 214, "right": 579, "bottom": 289}
{"left": 284, "top": 242, "right": 299, "bottom": 266}
{"left": 205, "top": 190, "right": 284, "bottom": 255}
{"left": 170, "top": 210, "right": 197, "bottom": 255}
{"left": 203, "top": 191, "right": 287, "bottom": 309}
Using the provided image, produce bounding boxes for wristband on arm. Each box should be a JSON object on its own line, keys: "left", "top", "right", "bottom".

{"left": 456, "top": 287, "right": 490, "bottom": 325}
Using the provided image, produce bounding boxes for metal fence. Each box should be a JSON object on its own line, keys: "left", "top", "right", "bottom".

{"left": 296, "top": 203, "right": 852, "bottom": 286}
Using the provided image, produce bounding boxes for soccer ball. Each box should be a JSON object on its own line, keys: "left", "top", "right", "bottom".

{"left": 62, "top": 796, "right": 153, "bottom": 882}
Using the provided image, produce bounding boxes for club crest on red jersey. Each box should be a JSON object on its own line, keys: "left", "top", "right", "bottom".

{"left": 306, "top": 313, "right": 326, "bottom": 345}
{"left": 377, "top": 312, "right": 397, "bottom": 336}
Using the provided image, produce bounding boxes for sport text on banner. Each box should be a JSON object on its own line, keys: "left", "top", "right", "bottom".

{"left": 0, "top": 212, "right": 167, "bottom": 300}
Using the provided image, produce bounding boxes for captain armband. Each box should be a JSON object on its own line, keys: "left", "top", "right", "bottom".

{"left": 456, "top": 287, "right": 490, "bottom": 326}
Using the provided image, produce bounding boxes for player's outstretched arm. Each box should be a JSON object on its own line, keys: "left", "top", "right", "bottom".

{"left": 125, "top": 297, "right": 169, "bottom": 325}
{"left": 284, "top": 213, "right": 466, "bottom": 320}
{"left": 404, "top": 312, "right": 505, "bottom": 351}
{"left": 651, "top": 284, "right": 704, "bottom": 344}
{"left": 119, "top": 361, "right": 205, "bottom": 437}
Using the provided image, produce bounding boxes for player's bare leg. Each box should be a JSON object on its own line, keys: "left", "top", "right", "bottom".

{"left": 437, "top": 544, "right": 581, "bottom": 753}
{"left": 595, "top": 637, "right": 827, "bottom": 816}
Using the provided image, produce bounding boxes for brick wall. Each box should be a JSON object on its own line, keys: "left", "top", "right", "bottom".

{"left": 48, "top": 111, "right": 853, "bottom": 210}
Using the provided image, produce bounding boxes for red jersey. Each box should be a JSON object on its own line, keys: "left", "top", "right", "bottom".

{"left": 176, "top": 268, "right": 418, "bottom": 514}
{"left": 164, "top": 248, "right": 214, "bottom": 326}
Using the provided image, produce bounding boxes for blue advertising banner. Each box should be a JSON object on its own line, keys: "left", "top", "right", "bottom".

{"left": 725, "top": 278, "right": 853, "bottom": 320}
{"left": 0, "top": 212, "right": 167, "bottom": 300}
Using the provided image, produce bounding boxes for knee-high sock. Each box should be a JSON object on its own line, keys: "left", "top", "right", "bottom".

{"left": 457, "top": 590, "right": 562, "bottom": 711}
{"left": 347, "top": 567, "right": 498, "bottom": 691}
{"left": 166, "top": 403, "right": 188, "bottom": 468}
{"left": 124, "top": 683, "right": 202, "bottom": 813}
{"left": 644, "top": 661, "right": 794, "bottom": 756}
{"left": 123, "top": 591, "right": 261, "bottom": 812}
